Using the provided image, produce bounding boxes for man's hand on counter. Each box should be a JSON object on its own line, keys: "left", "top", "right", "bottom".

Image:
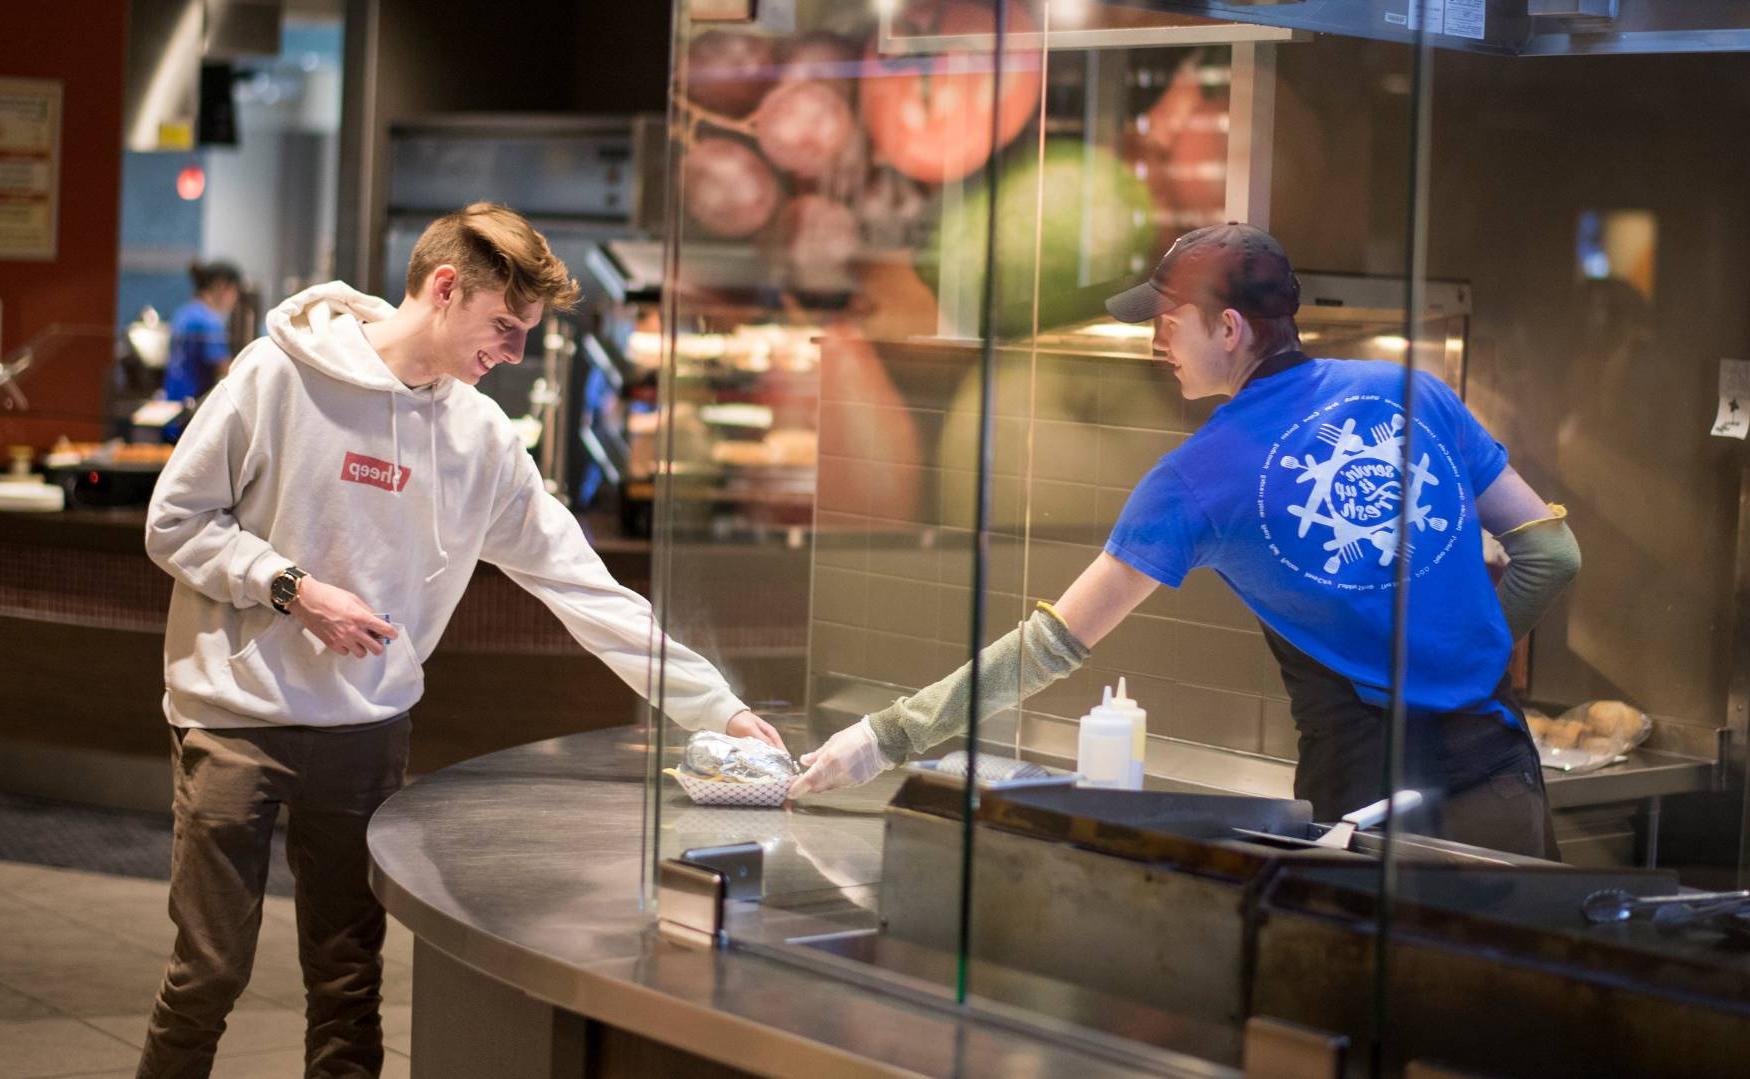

{"left": 726, "top": 710, "right": 787, "bottom": 752}
{"left": 290, "top": 578, "right": 396, "bottom": 659}
{"left": 788, "top": 717, "right": 893, "bottom": 798}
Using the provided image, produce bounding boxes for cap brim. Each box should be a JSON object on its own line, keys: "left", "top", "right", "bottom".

{"left": 1104, "top": 280, "right": 1174, "bottom": 324}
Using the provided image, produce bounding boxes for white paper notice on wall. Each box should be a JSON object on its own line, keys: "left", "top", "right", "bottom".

{"left": 1441, "top": 0, "right": 1486, "bottom": 40}
{"left": 0, "top": 78, "right": 62, "bottom": 260}
{"left": 1711, "top": 358, "right": 1750, "bottom": 440}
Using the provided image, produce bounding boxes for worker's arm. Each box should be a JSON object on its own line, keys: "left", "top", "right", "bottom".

{"left": 790, "top": 553, "right": 1158, "bottom": 795}
{"left": 1051, "top": 551, "right": 1161, "bottom": 648}
{"left": 1476, "top": 466, "right": 1581, "bottom": 640}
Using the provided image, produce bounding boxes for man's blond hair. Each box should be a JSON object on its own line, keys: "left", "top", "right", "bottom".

{"left": 406, "top": 202, "right": 580, "bottom": 312}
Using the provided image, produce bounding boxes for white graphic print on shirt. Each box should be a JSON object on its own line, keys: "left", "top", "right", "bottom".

{"left": 1257, "top": 395, "right": 1466, "bottom": 590}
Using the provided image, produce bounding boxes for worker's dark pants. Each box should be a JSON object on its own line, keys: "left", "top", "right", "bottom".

{"left": 1266, "top": 629, "right": 1560, "bottom": 860}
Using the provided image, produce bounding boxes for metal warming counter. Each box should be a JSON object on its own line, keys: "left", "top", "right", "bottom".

{"left": 370, "top": 727, "right": 1748, "bottom": 1078}
{"left": 860, "top": 772, "right": 1749, "bottom": 1076}
{"left": 365, "top": 725, "right": 1231, "bottom": 1079}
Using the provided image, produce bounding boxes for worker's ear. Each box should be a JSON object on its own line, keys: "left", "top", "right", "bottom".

{"left": 1222, "top": 308, "right": 1246, "bottom": 351}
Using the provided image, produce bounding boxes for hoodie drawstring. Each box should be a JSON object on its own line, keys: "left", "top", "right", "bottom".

{"left": 389, "top": 393, "right": 401, "bottom": 490}
{"left": 422, "top": 385, "right": 450, "bottom": 583}
{"left": 389, "top": 387, "right": 449, "bottom": 584}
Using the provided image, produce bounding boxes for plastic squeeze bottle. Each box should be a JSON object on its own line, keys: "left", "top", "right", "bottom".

{"left": 1107, "top": 677, "right": 1149, "bottom": 788}
{"left": 1077, "top": 685, "right": 1136, "bottom": 789}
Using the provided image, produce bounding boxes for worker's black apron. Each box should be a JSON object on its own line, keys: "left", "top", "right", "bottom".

{"left": 1263, "top": 626, "right": 1560, "bottom": 860}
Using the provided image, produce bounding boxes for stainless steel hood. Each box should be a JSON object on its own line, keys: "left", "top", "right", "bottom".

{"left": 124, "top": 0, "right": 205, "bottom": 152}
{"left": 123, "top": 0, "right": 282, "bottom": 152}
{"left": 1121, "top": 0, "right": 1750, "bottom": 55}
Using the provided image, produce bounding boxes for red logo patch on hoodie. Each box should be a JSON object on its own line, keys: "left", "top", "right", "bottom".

{"left": 340, "top": 452, "right": 411, "bottom": 492}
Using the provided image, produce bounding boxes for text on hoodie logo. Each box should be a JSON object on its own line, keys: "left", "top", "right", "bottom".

{"left": 340, "top": 452, "right": 411, "bottom": 492}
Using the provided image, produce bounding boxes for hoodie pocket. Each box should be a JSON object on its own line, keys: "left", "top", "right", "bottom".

{"left": 228, "top": 612, "right": 291, "bottom": 666}
{"left": 225, "top": 616, "right": 424, "bottom": 722}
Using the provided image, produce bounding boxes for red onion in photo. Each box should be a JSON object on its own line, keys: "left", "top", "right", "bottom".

{"left": 777, "top": 194, "right": 860, "bottom": 290}
{"left": 756, "top": 80, "right": 857, "bottom": 180}
{"left": 685, "top": 30, "right": 777, "bottom": 118}
{"left": 854, "top": 166, "right": 930, "bottom": 249}
{"left": 859, "top": 0, "right": 1043, "bottom": 184}
{"left": 684, "top": 137, "right": 782, "bottom": 238}
{"left": 778, "top": 32, "right": 857, "bottom": 97}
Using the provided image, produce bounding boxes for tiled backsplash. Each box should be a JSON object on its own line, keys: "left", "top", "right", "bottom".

{"left": 810, "top": 338, "right": 1298, "bottom": 763}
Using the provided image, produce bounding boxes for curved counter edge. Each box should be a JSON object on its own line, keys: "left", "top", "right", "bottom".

{"left": 367, "top": 727, "right": 1220, "bottom": 1079}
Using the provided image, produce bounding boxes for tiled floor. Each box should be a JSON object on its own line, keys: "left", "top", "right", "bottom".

{"left": 0, "top": 861, "right": 413, "bottom": 1078}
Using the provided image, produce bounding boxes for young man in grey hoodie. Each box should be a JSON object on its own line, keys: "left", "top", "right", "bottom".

{"left": 137, "top": 202, "right": 784, "bottom": 1077}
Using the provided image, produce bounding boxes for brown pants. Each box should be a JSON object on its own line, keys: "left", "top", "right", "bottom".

{"left": 137, "top": 716, "right": 411, "bottom": 1079}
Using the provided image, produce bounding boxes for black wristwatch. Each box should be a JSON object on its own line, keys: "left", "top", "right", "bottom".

{"left": 270, "top": 565, "right": 308, "bottom": 614}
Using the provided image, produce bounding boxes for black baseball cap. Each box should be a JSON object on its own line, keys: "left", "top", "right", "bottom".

{"left": 1104, "top": 222, "right": 1300, "bottom": 324}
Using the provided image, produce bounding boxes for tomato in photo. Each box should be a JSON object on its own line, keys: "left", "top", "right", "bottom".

{"left": 859, "top": 0, "right": 1043, "bottom": 185}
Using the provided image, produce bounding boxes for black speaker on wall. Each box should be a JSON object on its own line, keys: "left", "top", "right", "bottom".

{"left": 198, "top": 62, "right": 239, "bottom": 146}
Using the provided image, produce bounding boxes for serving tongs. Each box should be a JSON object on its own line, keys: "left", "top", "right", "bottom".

{"left": 1232, "top": 789, "right": 1425, "bottom": 851}
{"left": 1579, "top": 888, "right": 1750, "bottom": 926}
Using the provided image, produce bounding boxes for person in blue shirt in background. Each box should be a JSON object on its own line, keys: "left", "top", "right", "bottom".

{"left": 791, "top": 224, "right": 1582, "bottom": 860}
{"left": 162, "top": 261, "right": 242, "bottom": 436}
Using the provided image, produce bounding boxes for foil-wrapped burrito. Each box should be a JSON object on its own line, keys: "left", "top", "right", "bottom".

{"left": 683, "top": 731, "right": 799, "bottom": 783}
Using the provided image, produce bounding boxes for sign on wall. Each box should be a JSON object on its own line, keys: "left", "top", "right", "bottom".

{"left": 0, "top": 78, "right": 63, "bottom": 261}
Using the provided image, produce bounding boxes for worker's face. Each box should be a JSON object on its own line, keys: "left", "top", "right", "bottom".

{"left": 207, "top": 282, "right": 240, "bottom": 317}
{"left": 1152, "top": 303, "right": 1240, "bottom": 399}
{"left": 427, "top": 268, "right": 543, "bottom": 385}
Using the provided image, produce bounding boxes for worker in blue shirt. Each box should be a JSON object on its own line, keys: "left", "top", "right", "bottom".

{"left": 792, "top": 224, "right": 1581, "bottom": 859}
{"left": 162, "top": 261, "right": 242, "bottom": 423}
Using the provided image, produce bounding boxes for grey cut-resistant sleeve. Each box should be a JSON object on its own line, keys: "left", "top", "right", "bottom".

{"left": 1496, "top": 510, "right": 1581, "bottom": 641}
{"left": 867, "top": 605, "right": 1092, "bottom": 764}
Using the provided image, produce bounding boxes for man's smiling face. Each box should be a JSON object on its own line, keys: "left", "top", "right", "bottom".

{"left": 436, "top": 286, "right": 543, "bottom": 385}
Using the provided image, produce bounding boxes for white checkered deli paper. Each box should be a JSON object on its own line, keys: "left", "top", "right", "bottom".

{"left": 665, "top": 768, "right": 791, "bottom": 807}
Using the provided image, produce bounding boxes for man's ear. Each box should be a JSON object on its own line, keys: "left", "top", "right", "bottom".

{"left": 429, "top": 265, "right": 459, "bottom": 308}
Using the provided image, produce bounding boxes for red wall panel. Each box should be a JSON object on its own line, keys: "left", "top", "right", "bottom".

{"left": 0, "top": 1, "right": 128, "bottom": 448}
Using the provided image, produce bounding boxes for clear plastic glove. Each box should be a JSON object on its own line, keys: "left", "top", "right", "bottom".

{"left": 788, "top": 717, "right": 893, "bottom": 797}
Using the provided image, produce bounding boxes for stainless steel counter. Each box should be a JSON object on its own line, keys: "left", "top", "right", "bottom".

{"left": 1542, "top": 747, "right": 1717, "bottom": 807}
{"left": 366, "top": 725, "right": 1232, "bottom": 1078}
{"left": 1142, "top": 739, "right": 1717, "bottom": 869}
{"left": 1023, "top": 724, "right": 1717, "bottom": 813}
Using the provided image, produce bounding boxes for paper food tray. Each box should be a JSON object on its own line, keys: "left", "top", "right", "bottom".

{"left": 664, "top": 768, "right": 790, "bottom": 807}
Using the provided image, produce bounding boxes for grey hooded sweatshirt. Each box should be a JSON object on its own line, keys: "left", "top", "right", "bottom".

{"left": 145, "top": 281, "right": 749, "bottom": 731}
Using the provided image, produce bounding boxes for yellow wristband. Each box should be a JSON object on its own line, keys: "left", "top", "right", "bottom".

{"left": 1498, "top": 502, "right": 1568, "bottom": 539}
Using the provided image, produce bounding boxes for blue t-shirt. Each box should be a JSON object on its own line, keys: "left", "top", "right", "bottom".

{"left": 163, "top": 300, "right": 231, "bottom": 403}
{"left": 1105, "top": 357, "right": 1515, "bottom": 723}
